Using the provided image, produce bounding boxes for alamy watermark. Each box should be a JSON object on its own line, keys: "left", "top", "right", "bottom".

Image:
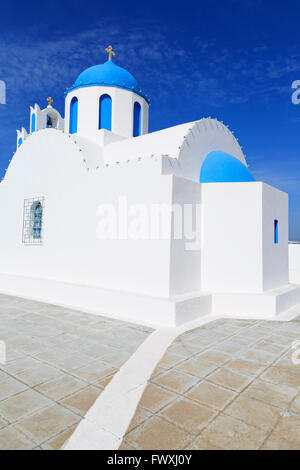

{"left": 96, "top": 196, "right": 201, "bottom": 250}
{"left": 0, "top": 340, "right": 6, "bottom": 365}
{"left": 0, "top": 80, "right": 6, "bottom": 105}
{"left": 291, "top": 80, "right": 300, "bottom": 104}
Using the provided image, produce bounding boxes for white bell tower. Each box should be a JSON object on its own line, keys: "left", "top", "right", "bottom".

{"left": 64, "top": 46, "right": 149, "bottom": 145}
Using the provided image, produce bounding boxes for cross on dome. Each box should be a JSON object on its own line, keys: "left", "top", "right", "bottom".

{"left": 105, "top": 45, "right": 115, "bottom": 61}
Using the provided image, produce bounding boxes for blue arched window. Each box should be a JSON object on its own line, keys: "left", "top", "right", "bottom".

{"left": 99, "top": 94, "right": 112, "bottom": 131}
{"left": 18, "top": 138, "right": 22, "bottom": 147}
{"left": 32, "top": 202, "right": 43, "bottom": 239}
{"left": 31, "top": 114, "right": 36, "bottom": 133}
{"left": 69, "top": 97, "right": 78, "bottom": 134}
{"left": 133, "top": 102, "right": 141, "bottom": 137}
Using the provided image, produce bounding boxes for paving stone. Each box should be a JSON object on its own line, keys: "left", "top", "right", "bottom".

{"left": 139, "top": 383, "right": 178, "bottom": 413}
{"left": 186, "top": 380, "right": 237, "bottom": 410}
{"left": 0, "top": 388, "right": 52, "bottom": 422}
{"left": 224, "top": 395, "right": 281, "bottom": 432}
{"left": 0, "top": 424, "right": 37, "bottom": 450}
{"left": 41, "top": 424, "right": 78, "bottom": 450}
{"left": 34, "top": 374, "right": 87, "bottom": 401}
{"left": 16, "top": 404, "right": 80, "bottom": 444}
{"left": 244, "top": 379, "right": 297, "bottom": 409}
{"left": 15, "top": 363, "right": 64, "bottom": 387}
{"left": 175, "top": 357, "right": 217, "bottom": 378}
{"left": 0, "top": 376, "right": 28, "bottom": 401}
{"left": 72, "top": 360, "right": 117, "bottom": 384}
{"left": 126, "top": 406, "right": 153, "bottom": 434}
{"left": 126, "top": 415, "right": 192, "bottom": 450}
{"left": 226, "top": 358, "right": 266, "bottom": 377}
{"left": 261, "top": 366, "right": 300, "bottom": 390}
{"left": 151, "top": 368, "right": 199, "bottom": 395}
{"left": 58, "top": 385, "right": 101, "bottom": 417}
{"left": 159, "top": 397, "right": 217, "bottom": 434}
{"left": 270, "top": 414, "right": 300, "bottom": 446}
{"left": 206, "top": 367, "right": 252, "bottom": 392}
{"left": 200, "top": 414, "right": 267, "bottom": 450}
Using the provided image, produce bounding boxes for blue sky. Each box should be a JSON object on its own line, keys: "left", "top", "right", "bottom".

{"left": 1, "top": 0, "right": 300, "bottom": 238}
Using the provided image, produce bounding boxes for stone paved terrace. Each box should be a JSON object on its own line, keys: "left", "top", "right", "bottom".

{"left": 0, "top": 293, "right": 300, "bottom": 450}
{"left": 121, "top": 317, "right": 300, "bottom": 450}
{"left": 0, "top": 294, "right": 152, "bottom": 450}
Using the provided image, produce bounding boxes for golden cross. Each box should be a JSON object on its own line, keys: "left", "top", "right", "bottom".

{"left": 47, "top": 96, "right": 53, "bottom": 106}
{"left": 105, "top": 45, "right": 115, "bottom": 61}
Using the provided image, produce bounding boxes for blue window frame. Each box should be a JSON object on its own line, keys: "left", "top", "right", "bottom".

{"left": 69, "top": 97, "right": 78, "bottom": 134}
{"left": 31, "top": 113, "right": 36, "bottom": 133}
{"left": 274, "top": 219, "right": 278, "bottom": 244}
{"left": 32, "top": 202, "right": 43, "bottom": 239}
{"left": 18, "top": 138, "right": 22, "bottom": 147}
{"left": 133, "top": 102, "right": 141, "bottom": 137}
{"left": 99, "top": 94, "right": 112, "bottom": 131}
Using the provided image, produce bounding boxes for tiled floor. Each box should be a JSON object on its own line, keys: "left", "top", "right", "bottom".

{"left": 0, "top": 294, "right": 152, "bottom": 450}
{"left": 122, "top": 317, "right": 300, "bottom": 450}
{"left": 1, "top": 292, "right": 300, "bottom": 450}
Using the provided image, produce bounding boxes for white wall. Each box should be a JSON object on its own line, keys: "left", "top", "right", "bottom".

{"left": 169, "top": 176, "right": 202, "bottom": 296}
{"left": 201, "top": 182, "right": 263, "bottom": 293}
{"left": 0, "top": 130, "right": 173, "bottom": 298}
{"left": 201, "top": 182, "right": 289, "bottom": 293}
{"left": 289, "top": 243, "right": 300, "bottom": 283}
{"left": 64, "top": 86, "right": 149, "bottom": 141}
{"left": 1, "top": 123, "right": 291, "bottom": 304}
{"left": 262, "top": 183, "right": 289, "bottom": 290}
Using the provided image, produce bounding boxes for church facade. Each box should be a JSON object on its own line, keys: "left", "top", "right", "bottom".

{"left": 1, "top": 46, "right": 299, "bottom": 327}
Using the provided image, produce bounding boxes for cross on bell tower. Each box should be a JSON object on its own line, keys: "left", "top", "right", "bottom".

{"left": 105, "top": 45, "right": 115, "bottom": 61}
{"left": 47, "top": 97, "right": 53, "bottom": 107}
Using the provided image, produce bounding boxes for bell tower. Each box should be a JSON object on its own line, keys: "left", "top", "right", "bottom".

{"left": 64, "top": 46, "right": 149, "bottom": 144}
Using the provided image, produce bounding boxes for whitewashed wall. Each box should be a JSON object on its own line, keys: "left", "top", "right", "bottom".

{"left": 65, "top": 86, "right": 148, "bottom": 142}
{"left": 0, "top": 121, "right": 291, "bottom": 305}
{"left": 201, "top": 182, "right": 288, "bottom": 293}
{"left": 289, "top": 243, "right": 300, "bottom": 283}
{"left": 262, "top": 183, "right": 289, "bottom": 290}
{"left": 0, "top": 130, "right": 173, "bottom": 298}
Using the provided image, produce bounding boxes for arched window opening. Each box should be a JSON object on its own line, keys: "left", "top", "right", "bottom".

{"left": 31, "top": 114, "right": 36, "bottom": 133}
{"left": 22, "top": 197, "right": 45, "bottom": 245}
{"left": 133, "top": 102, "right": 141, "bottom": 137}
{"left": 69, "top": 97, "right": 78, "bottom": 134}
{"left": 274, "top": 220, "right": 279, "bottom": 244}
{"left": 47, "top": 115, "right": 53, "bottom": 128}
{"left": 31, "top": 201, "right": 43, "bottom": 240}
{"left": 18, "top": 138, "right": 23, "bottom": 147}
{"left": 99, "top": 94, "right": 112, "bottom": 131}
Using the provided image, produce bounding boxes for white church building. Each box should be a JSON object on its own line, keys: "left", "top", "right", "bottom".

{"left": 1, "top": 46, "right": 300, "bottom": 327}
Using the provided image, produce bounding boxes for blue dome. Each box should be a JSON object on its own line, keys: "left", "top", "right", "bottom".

{"left": 67, "top": 60, "right": 149, "bottom": 103}
{"left": 200, "top": 150, "right": 255, "bottom": 183}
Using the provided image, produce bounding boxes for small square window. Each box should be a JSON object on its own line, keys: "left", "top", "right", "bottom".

{"left": 22, "top": 197, "right": 45, "bottom": 245}
{"left": 274, "top": 219, "right": 278, "bottom": 244}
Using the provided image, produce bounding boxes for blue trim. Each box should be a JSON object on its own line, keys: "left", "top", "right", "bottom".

{"left": 18, "top": 137, "right": 22, "bottom": 147}
{"left": 274, "top": 219, "right": 279, "bottom": 244}
{"left": 200, "top": 150, "right": 255, "bottom": 183}
{"left": 65, "top": 83, "right": 150, "bottom": 104}
{"left": 31, "top": 114, "right": 36, "bottom": 133}
{"left": 69, "top": 96, "right": 78, "bottom": 134}
{"left": 133, "top": 102, "right": 141, "bottom": 137}
{"left": 99, "top": 94, "right": 112, "bottom": 131}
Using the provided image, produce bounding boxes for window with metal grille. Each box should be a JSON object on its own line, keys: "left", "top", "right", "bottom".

{"left": 22, "top": 197, "right": 45, "bottom": 245}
